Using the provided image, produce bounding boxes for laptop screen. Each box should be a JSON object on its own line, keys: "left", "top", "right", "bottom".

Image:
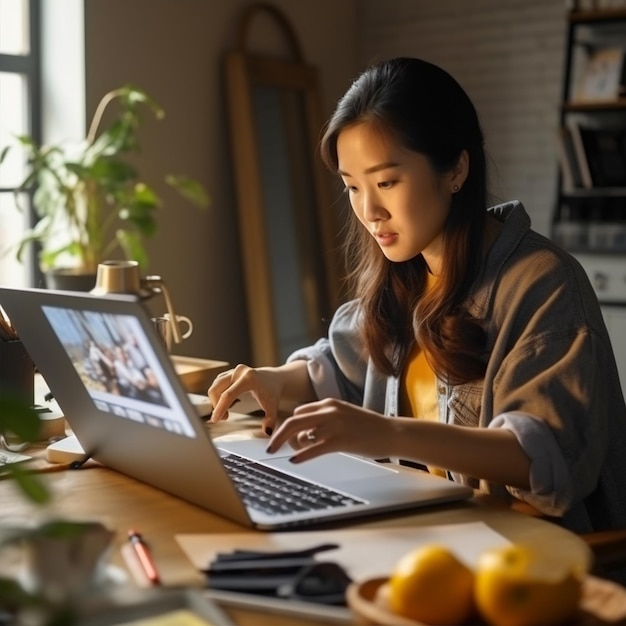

{"left": 41, "top": 305, "right": 197, "bottom": 439}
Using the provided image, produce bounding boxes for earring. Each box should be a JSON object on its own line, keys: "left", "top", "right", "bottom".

{"left": 453, "top": 184, "right": 460, "bottom": 192}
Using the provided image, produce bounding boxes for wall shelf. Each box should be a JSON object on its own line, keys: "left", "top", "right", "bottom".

{"left": 562, "top": 99, "right": 626, "bottom": 112}
{"left": 552, "top": 8, "right": 626, "bottom": 253}
{"left": 561, "top": 187, "right": 626, "bottom": 198}
{"left": 569, "top": 8, "right": 626, "bottom": 24}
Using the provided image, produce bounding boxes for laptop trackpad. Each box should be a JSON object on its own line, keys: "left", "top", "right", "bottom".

{"left": 217, "top": 438, "right": 395, "bottom": 486}
{"left": 262, "top": 453, "right": 396, "bottom": 486}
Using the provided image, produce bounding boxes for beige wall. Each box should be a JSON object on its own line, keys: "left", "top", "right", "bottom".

{"left": 83, "top": 0, "right": 358, "bottom": 366}
{"left": 81, "top": 1, "right": 568, "bottom": 369}
{"left": 355, "top": 0, "right": 567, "bottom": 237}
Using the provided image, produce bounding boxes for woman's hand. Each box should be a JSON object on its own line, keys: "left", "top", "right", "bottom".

{"left": 207, "top": 360, "right": 315, "bottom": 434}
{"left": 208, "top": 364, "right": 284, "bottom": 432}
{"left": 266, "top": 398, "right": 395, "bottom": 463}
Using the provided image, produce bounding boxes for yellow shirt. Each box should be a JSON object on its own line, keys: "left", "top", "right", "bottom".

{"left": 400, "top": 274, "right": 446, "bottom": 477}
{"left": 402, "top": 343, "right": 438, "bottom": 423}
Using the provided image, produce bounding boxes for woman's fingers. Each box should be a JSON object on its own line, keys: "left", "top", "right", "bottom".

{"left": 266, "top": 408, "right": 325, "bottom": 454}
{"left": 207, "top": 372, "right": 234, "bottom": 422}
{"left": 266, "top": 398, "right": 390, "bottom": 462}
{"left": 261, "top": 411, "right": 280, "bottom": 436}
{"left": 208, "top": 365, "right": 282, "bottom": 431}
{"left": 208, "top": 365, "right": 253, "bottom": 422}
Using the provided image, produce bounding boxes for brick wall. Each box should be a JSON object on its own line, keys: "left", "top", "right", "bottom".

{"left": 355, "top": 0, "right": 568, "bottom": 236}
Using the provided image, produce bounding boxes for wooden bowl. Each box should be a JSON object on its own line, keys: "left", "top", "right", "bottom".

{"left": 346, "top": 575, "right": 626, "bottom": 626}
{"left": 345, "top": 577, "right": 426, "bottom": 626}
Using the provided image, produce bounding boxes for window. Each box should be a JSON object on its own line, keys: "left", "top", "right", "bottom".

{"left": 0, "top": 0, "right": 40, "bottom": 287}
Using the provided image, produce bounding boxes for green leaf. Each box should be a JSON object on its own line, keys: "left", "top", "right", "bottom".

{"left": 0, "top": 394, "right": 41, "bottom": 442}
{"left": 70, "top": 158, "right": 137, "bottom": 187}
{"left": 120, "top": 85, "right": 165, "bottom": 119}
{"left": 122, "top": 214, "right": 157, "bottom": 238}
{"left": 116, "top": 229, "right": 148, "bottom": 268}
{"left": 16, "top": 134, "right": 39, "bottom": 150}
{"left": 131, "top": 182, "right": 159, "bottom": 207}
{"left": 35, "top": 519, "right": 97, "bottom": 539}
{"left": 38, "top": 246, "right": 69, "bottom": 271}
{"left": 16, "top": 230, "right": 48, "bottom": 263}
{"left": 37, "top": 240, "right": 80, "bottom": 271}
{"left": 0, "top": 577, "right": 79, "bottom": 623}
{"left": 166, "top": 175, "right": 211, "bottom": 208}
{"left": 91, "top": 118, "right": 139, "bottom": 156}
{"left": 10, "top": 464, "right": 51, "bottom": 505}
{"left": 0, "top": 576, "right": 39, "bottom": 609}
{"left": 14, "top": 169, "right": 40, "bottom": 196}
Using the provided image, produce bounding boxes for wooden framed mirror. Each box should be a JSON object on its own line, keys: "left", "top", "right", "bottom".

{"left": 225, "top": 3, "right": 342, "bottom": 366}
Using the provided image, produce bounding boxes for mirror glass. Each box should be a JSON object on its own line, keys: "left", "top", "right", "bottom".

{"left": 225, "top": 6, "right": 342, "bottom": 366}
{"left": 253, "top": 85, "right": 330, "bottom": 360}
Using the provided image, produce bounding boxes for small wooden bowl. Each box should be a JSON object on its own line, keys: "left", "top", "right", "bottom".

{"left": 345, "top": 577, "right": 426, "bottom": 626}
{"left": 346, "top": 575, "right": 626, "bottom": 626}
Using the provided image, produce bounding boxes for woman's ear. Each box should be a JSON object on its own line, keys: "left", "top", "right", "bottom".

{"left": 450, "top": 150, "right": 469, "bottom": 193}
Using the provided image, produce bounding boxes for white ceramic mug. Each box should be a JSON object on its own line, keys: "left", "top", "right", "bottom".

{"left": 151, "top": 314, "right": 193, "bottom": 352}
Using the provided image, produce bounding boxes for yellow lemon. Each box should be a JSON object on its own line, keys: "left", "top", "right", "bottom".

{"left": 474, "top": 544, "right": 583, "bottom": 626}
{"left": 387, "top": 544, "right": 475, "bottom": 625}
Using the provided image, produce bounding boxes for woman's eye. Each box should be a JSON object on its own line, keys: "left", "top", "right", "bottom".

{"left": 343, "top": 185, "right": 358, "bottom": 194}
{"left": 378, "top": 180, "right": 394, "bottom": 189}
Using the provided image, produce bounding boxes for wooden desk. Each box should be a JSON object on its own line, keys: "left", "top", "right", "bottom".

{"left": 5, "top": 376, "right": 624, "bottom": 623}
{"left": 1, "top": 446, "right": 603, "bottom": 626}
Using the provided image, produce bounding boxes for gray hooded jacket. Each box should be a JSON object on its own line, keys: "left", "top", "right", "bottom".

{"left": 288, "top": 201, "right": 626, "bottom": 534}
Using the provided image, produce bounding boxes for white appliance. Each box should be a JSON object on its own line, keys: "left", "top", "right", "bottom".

{"left": 572, "top": 253, "right": 626, "bottom": 397}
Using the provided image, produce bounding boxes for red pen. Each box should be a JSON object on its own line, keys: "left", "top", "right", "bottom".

{"left": 128, "top": 529, "right": 161, "bottom": 585}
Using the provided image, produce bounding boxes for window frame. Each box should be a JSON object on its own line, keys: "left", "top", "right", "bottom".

{"left": 0, "top": 0, "right": 42, "bottom": 286}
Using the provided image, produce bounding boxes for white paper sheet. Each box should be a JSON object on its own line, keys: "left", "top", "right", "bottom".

{"left": 176, "top": 521, "right": 511, "bottom": 582}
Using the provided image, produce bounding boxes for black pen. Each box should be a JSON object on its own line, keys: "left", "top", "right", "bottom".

{"left": 128, "top": 529, "right": 161, "bottom": 585}
{"left": 69, "top": 452, "right": 93, "bottom": 470}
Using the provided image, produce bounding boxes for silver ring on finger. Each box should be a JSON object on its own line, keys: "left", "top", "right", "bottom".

{"left": 305, "top": 428, "right": 317, "bottom": 442}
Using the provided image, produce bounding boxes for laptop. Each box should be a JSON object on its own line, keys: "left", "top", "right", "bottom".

{"left": 0, "top": 286, "right": 472, "bottom": 530}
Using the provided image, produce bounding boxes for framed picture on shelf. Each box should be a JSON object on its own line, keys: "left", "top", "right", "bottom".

{"left": 574, "top": 48, "right": 626, "bottom": 102}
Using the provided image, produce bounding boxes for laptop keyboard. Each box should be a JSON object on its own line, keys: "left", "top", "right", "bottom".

{"left": 222, "top": 453, "right": 365, "bottom": 516}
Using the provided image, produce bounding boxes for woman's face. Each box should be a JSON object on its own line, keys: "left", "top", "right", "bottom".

{"left": 336, "top": 122, "right": 462, "bottom": 274}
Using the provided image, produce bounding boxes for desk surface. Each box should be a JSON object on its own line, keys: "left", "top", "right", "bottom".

{"left": 0, "top": 381, "right": 617, "bottom": 625}
{"left": 1, "top": 442, "right": 603, "bottom": 626}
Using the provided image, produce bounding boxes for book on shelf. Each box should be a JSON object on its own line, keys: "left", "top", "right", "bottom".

{"left": 573, "top": 47, "right": 626, "bottom": 103}
{"left": 566, "top": 120, "right": 626, "bottom": 188}
{"left": 556, "top": 125, "right": 584, "bottom": 188}
{"left": 566, "top": 121, "right": 594, "bottom": 188}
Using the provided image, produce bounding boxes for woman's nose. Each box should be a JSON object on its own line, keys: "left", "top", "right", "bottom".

{"left": 362, "top": 194, "right": 388, "bottom": 222}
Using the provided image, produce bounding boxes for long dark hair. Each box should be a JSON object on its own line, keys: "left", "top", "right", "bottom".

{"left": 320, "top": 57, "right": 488, "bottom": 384}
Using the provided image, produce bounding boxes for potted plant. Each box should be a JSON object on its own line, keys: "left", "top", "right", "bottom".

{"left": 1, "top": 85, "right": 209, "bottom": 289}
{"left": 0, "top": 393, "right": 114, "bottom": 625}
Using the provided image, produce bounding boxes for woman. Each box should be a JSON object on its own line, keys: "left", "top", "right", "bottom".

{"left": 209, "top": 57, "right": 626, "bottom": 534}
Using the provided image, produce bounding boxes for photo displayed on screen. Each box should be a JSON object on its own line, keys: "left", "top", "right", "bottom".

{"left": 41, "top": 305, "right": 196, "bottom": 439}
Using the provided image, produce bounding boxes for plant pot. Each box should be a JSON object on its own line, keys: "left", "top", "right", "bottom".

{"left": 45, "top": 269, "right": 97, "bottom": 292}
{"left": 0, "top": 519, "right": 115, "bottom": 613}
{"left": 19, "top": 521, "right": 115, "bottom": 601}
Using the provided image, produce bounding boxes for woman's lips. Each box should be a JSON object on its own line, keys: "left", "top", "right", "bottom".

{"left": 373, "top": 232, "right": 398, "bottom": 246}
